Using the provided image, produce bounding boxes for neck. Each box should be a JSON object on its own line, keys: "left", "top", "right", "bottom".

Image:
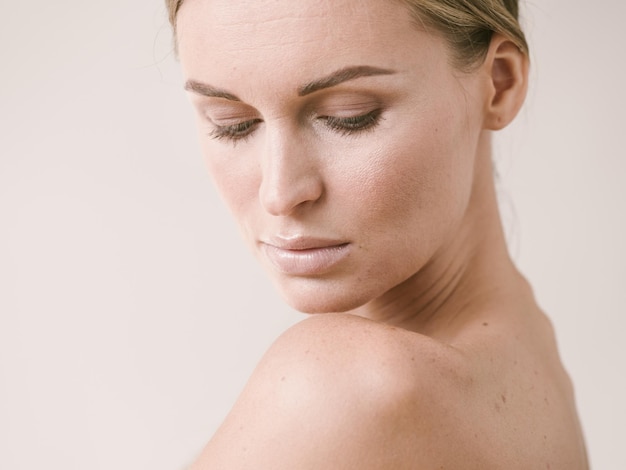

{"left": 351, "top": 133, "right": 534, "bottom": 338}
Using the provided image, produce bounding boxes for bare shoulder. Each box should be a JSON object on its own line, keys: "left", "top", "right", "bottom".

{"left": 192, "top": 314, "right": 481, "bottom": 470}
{"left": 255, "top": 313, "right": 472, "bottom": 416}
{"left": 269, "top": 313, "right": 465, "bottom": 372}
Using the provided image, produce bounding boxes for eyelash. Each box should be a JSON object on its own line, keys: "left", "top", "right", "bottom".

{"left": 207, "top": 109, "right": 383, "bottom": 143}
{"left": 208, "top": 119, "right": 262, "bottom": 143}
{"left": 321, "top": 109, "right": 382, "bottom": 136}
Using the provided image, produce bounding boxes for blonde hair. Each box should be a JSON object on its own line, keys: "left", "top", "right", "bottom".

{"left": 165, "top": 0, "right": 528, "bottom": 68}
{"left": 401, "top": 0, "right": 528, "bottom": 69}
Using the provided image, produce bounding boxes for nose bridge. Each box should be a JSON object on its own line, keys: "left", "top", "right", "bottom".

{"left": 259, "top": 124, "right": 323, "bottom": 216}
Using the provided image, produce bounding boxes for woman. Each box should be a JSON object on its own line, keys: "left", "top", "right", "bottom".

{"left": 167, "top": 0, "right": 588, "bottom": 468}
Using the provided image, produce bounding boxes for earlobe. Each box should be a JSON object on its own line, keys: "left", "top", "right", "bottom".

{"left": 483, "top": 34, "right": 529, "bottom": 130}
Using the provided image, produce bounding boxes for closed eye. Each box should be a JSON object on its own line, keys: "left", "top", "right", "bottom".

{"left": 321, "top": 109, "right": 383, "bottom": 135}
{"left": 207, "top": 109, "right": 382, "bottom": 143}
{"left": 208, "top": 119, "right": 263, "bottom": 142}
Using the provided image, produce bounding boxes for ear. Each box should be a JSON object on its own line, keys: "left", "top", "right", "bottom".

{"left": 482, "top": 34, "right": 529, "bottom": 130}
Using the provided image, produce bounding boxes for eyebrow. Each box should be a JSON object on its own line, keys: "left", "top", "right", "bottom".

{"left": 298, "top": 65, "right": 396, "bottom": 96}
{"left": 183, "top": 65, "right": 396, "bottom": 101}
{"left": 184, "top": 81, "right": 241, "bottom": 101}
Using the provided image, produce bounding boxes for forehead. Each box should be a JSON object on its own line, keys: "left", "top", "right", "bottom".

{"left": 177, "top": 0, "right": 411, "bottom": 46}
{"left": 176, "top": 0, "right": 439, "bottom": 87}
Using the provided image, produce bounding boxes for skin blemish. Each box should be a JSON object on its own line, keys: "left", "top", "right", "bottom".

{"left": 501, "top": 394, "right": 507, "bottom": 404}
{"left": 482, "top": 322, "right": 489, "bottom": 327}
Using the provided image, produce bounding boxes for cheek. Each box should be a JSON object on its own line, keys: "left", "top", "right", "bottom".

{"left": 202, "top": 143, "right": 260, "bottom": 234}
{"left": 346, "top": 111, "right": 475, "bottom": 241}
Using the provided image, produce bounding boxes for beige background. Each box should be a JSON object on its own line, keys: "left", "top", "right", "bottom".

{"left": 1, "top": 1, "right": 624, "bottom": 468}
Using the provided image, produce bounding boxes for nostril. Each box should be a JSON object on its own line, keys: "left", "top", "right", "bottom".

{"left": 259, "top": 171, "right": 324, "bottom": 216}
{"left": 258, "top": 127, "right": 324, "bottom": 216}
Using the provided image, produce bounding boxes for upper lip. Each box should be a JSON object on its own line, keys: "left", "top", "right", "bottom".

{"left": 261, "top": 235, "right": 348, "bottom": 251}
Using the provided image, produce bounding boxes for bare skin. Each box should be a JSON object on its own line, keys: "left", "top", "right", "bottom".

{"left": 176, "top": 0, "right": 588, "bottom": 467}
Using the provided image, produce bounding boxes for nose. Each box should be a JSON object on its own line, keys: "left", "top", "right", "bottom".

{"left": 258, "top": 128, "right": 324, "bottom": 216}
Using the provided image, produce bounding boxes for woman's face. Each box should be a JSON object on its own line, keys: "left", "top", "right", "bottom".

{"left": 178, "top": 0, "right": 488, "bottom": 314}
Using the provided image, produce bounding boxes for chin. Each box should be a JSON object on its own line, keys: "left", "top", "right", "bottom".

{"left": 273, "top": 277, "right": 372, "bottom": 315}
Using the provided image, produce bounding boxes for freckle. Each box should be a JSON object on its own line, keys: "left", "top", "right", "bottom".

{"left": 411, "top": 356, "right": 415, "bottom": 362}
{"left": 501, "top": 394, "right": 507, "bottom": 404}
{"left": 544, "top": 397, "right": 550, "bottom": 405}
{"left": 482, "top": 322, "right": 489, "bottom": 327}
{"left": 281, "top": 376, "right": 286, "bottom": 382}
{"left": 543, "top": 435, "right": 547, "bottom": 440}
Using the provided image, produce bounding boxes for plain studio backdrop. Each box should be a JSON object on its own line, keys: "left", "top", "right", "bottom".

{"left": 0, "top": 1, "right": 624, "bottom": 469}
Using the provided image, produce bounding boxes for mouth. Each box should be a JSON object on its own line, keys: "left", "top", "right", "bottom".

{"left": 259, "top": 237, "right": 351, "bottom": 276}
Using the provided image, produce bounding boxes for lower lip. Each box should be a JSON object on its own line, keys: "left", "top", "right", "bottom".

{"left": 261, "top": 243, "right": 351, "bottom": 276}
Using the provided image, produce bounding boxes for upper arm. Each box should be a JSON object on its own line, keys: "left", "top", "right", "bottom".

{"left": 192, "top": 314, "right": 470, "bottom": 470}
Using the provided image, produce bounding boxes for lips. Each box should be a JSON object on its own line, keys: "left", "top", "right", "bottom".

{"left": 260, "top": 237, "right": 351, "bottom": 276}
